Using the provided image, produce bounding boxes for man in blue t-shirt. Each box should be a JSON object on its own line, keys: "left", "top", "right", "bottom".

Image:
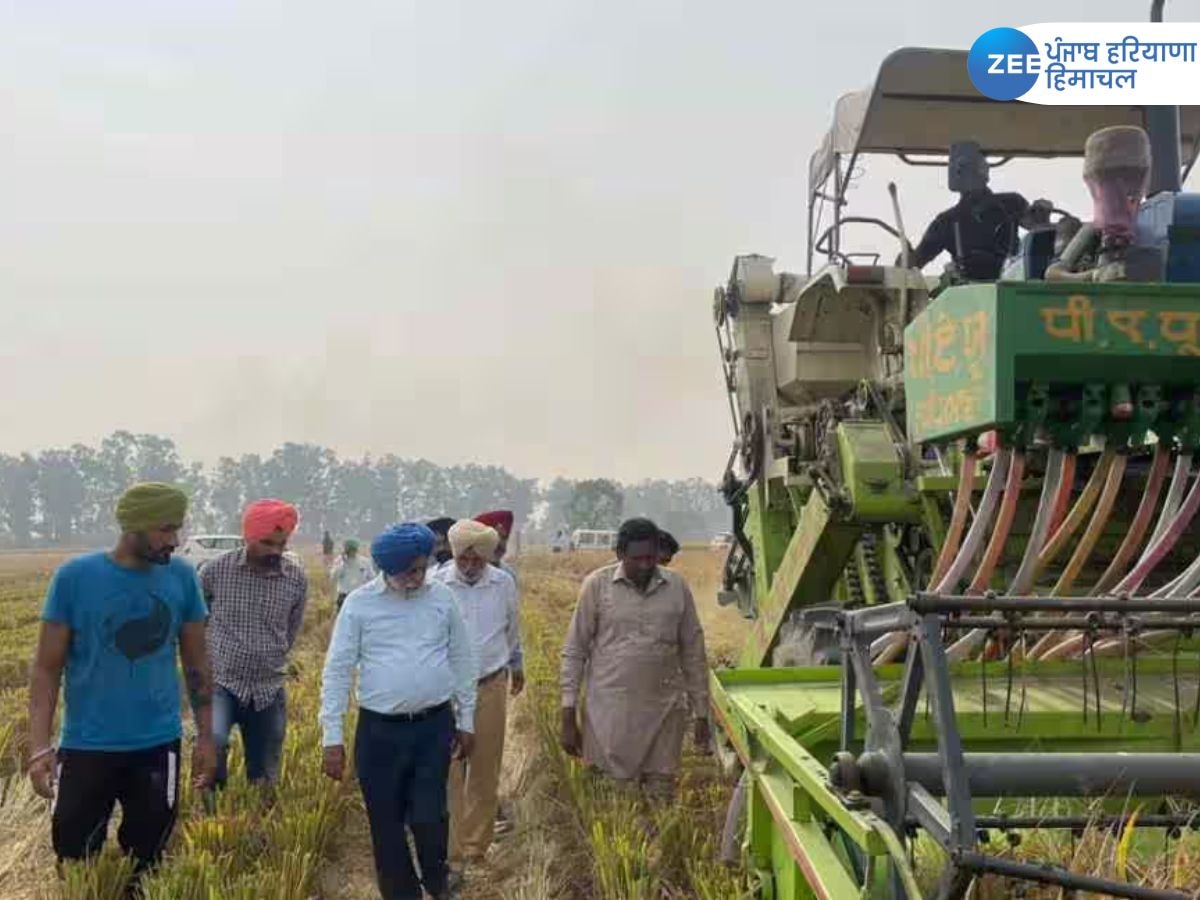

{"left": 26, "top": 483, "right": 216, "bottom": 880}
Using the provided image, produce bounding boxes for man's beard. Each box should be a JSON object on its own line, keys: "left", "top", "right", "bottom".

{"left": 138, "top": 546, "right": 172, "bottom": 566}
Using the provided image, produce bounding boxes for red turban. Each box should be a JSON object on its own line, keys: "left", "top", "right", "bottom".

{"left": 474, "top": 510, "right": 513, "bottom": 537}
{"left": 243, "top": 499, "right": 299, "bottom": 542}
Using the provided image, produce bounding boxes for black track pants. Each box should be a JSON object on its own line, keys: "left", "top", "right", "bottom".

{"left": 51, "top": 739, "right": 182, "bottom": 875}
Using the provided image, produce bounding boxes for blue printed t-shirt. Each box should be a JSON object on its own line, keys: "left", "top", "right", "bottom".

{"left": 42, "top": 552, "right": 208, "bottom": 751}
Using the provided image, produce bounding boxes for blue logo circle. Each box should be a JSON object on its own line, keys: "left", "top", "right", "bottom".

{"left": 968, "top": 27, "right": 1040, "bottom": 101}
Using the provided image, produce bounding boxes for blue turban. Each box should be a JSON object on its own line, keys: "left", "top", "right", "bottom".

{"left": 371, "top": 523, "right": 436, "bottom": 575}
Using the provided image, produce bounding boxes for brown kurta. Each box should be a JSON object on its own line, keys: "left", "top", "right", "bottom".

{"left": 560, "top": 563, "right": 708, "bottom": 780}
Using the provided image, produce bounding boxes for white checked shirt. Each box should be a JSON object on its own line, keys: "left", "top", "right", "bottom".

{"left": 429, "top": 562, "right": 522, "bottom": 679}
{"left": 201, "top": 549, "right": 308, "bottom": 709}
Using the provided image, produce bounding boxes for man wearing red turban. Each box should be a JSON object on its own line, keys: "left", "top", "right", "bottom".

{"left": 200, "top": 499, "right": 308, "bottom": 793}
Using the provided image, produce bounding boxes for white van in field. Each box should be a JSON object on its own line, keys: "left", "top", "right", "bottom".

{"left": 570, "top": 529, "right": 617, "bottom": 552}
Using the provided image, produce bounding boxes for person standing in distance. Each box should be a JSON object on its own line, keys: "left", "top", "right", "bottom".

{"left": 27, "top": 483, "right": 216, "bottom": 881}
{"left": 330, "top": 538, "right": 373, "bottom": 612}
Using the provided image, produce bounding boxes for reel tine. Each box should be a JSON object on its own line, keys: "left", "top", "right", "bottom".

{"left": 1004, "top": 630, "right": 1015, "bottom": 726}
{"left": 1173, "top": 632, "right": 1183, "bottom": 751}
{"left": 1082, "top": 629, "right": 1090, "bottom": 727}
{"left": 1017, "top": 630, "right": 1028, "bottom": 730}
{"left": 981, "top": 637, "right": 988, "bottom": 728}
{"left": 1193, "top": 635, "right": 1200, "bottom": 730}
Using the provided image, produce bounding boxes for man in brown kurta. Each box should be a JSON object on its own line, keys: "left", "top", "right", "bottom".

{"left": 560, "top": 518, "right": 710, "bottom": 799}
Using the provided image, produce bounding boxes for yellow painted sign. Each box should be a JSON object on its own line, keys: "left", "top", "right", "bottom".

{"left": 1039, "top": 294, "right": 1200, "bottom": 355}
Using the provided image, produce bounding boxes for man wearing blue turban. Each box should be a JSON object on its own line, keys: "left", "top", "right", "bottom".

{"left": 320, "top": 523, "right": 478, "bottom": 900}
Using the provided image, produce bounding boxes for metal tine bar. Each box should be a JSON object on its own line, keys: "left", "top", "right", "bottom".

{"left": 957, "top": 852, "right": 1189, "bottom": 900}
{"left": 912, "top": 595, "right": 1200, "bottom": 614}
{"left": 953, "top": 814, "right": 1200, "bottom": 831}
{"left": 943, "top": 616, "right": 1200, "bottom": 630}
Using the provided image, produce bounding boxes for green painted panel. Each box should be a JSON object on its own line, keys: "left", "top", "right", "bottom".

{"left": 904, "top": 283, "right": 998, "bottom": 444}
{"left": 904, "top": 281, "right": 1200, "bottom": 443}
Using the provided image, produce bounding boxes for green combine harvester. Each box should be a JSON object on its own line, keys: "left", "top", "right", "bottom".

{"left": 709, "top": 25, "right": 1200, "bottom": 900}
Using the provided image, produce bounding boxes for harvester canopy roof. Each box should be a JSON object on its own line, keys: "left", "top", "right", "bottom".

{"left": 808, "top": 47, "right": 1200, "bottom": 199}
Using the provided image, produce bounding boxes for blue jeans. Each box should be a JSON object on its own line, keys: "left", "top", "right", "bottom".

{"left": 212, "top": 685, "right": 287, "bottom": 787}
{"left": 356, "top": 704, "right": 454, "bottom": 900}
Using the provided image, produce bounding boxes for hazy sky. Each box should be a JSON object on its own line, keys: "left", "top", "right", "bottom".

{"left": 0, "top": 0, "right": 1182, "bottom": 481}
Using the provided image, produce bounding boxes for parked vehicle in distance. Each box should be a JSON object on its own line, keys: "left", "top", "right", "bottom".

{"left": 179, "top": 534, "right": 243, "bottom": 569}
{"left": 570, "top": 529, "right": 617, "bottom": 552}
{"left": 710, "top": 532, "right": 734, "bottom": 551}
{"left": 179, "top": 534, "right": 302, "bottom": 571}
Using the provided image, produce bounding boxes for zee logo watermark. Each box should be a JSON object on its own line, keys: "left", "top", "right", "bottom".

{"left": 985, "top": 54, "right": 1042, "bottom": 75}
{"left": 967, "top": 23, "right": 1200, "bottom": 105}
{"left": 968, "top": 27, "right": 1042, "bottom": 100}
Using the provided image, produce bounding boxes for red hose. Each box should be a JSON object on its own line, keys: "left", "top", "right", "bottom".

{"left": 1115, "top": 462, "right": 1200, "bottom": 595}
{"left": 967, "top": 451, "right": 1026, "bottom": 594}
{"left": 930, "top": 449, "right": 978, "bottom": 587}
{"left": 1048, "top": 453, "right": 1078, "bottom": 537}
{"left": 1094, "top": 445, "right": 1171, "bottom": 594}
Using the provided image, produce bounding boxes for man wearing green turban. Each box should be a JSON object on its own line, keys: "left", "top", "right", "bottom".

{"left": 26, "top": 481, "right": 216, "bottom": 884}
{"left": 331, "top": 537, "right": 374, "bottom": 611}
{"left": 115, "top": 483, "right": 190, "bottom": 551}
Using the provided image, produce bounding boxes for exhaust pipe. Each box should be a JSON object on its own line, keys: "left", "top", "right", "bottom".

{"left": 1147, "top": 0, "right": 1182, "bottom": 195}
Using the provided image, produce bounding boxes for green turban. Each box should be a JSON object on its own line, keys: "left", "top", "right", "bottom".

{"left": 115, "top": 483, "right": 189, "bottom": 533}
{"left": 344, "top": 539, "right": 359, "bottom": 553}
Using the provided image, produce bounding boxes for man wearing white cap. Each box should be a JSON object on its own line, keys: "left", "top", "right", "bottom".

{"left": 428, "top": 519, "right": 522, "bottom": 885}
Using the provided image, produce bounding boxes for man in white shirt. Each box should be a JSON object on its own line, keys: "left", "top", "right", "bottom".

{"left": 429, "top": 520, "right": 522, "bottom": 882}
{"left": 329, "top": 538, "right": 373, "bottom": 611}
{"left": 321, "top": 523, "right": 477, "bottom": 900}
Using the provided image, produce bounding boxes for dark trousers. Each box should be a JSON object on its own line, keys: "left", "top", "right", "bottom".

{"left": 52, "top": 739, "right": 181, "bottom": 876}
{"left": 212, "top": 685, "right": 287, "bottom": 787}
{"left": 355, "top": 704, "right": 454, "bottom": 900}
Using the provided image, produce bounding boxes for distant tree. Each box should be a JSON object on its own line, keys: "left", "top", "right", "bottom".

{"left": 566, "top": 479, "right": 624, "bottom": 530}
{"left": 134, "top": 433, "right": 185, "bottom": 484}
{"left": 263, "top": 443, "right": 337, "bottom": 539}
{"left": 180, "top": 461, "right": 212, "bottom": 532}
{"left": 209, "top": 457, "right": 244, "bottom": 532}
{"left": 70, "top": 443, "right": 107, "bottom": 538}
{"left": 395, "top": 459, "right": 450, "bottom": 520}
{"left": 329, "top": 457, "right": 381, "bottom": 539}
{"left": 97, "top": 431, "right": 138, "bottom": 524}
{"left": 369, "top": 455, "right": 402, "bottom": 534}
{"left": 0, "top": 454, "right": 38, "bottom": 545}
{"left": 237, "top": 454, "right": 270, "bottom": 509}
{"left": 36, "top": 449, "right": 87, "bottom": 543}
{"left": 623, "top": 477, "right": 726, "bottom": 540}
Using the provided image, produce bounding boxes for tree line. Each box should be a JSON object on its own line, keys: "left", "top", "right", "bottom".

{"left": 0, "top": 431, "right": 729, "bottom": 548}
